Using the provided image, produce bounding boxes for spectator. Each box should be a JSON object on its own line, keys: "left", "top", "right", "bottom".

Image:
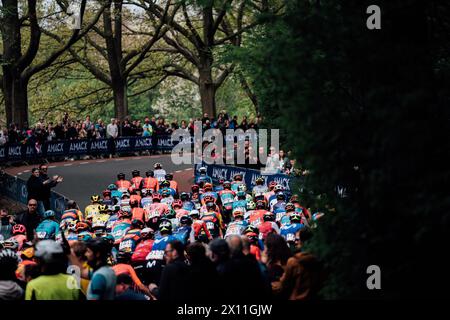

{"left": 25, "top": 240, "right": 82, "bottom": 300}
{"left": 0, "top": 209, "right": 14, "bottom": 240}
{"left": 39, "top": 164, "right": 63, "bottom": 211}
{"left": 121, "top": 119, "right": 133, "bottom": 137}
{"left": 66, "top": 121, "right": 78, "bottom": 140}
{"left": 151, "top": 240, "right": 190, "bottom": 301}
{"left": 26, "top": 168, "right": 46, "bottom": 214}
{"left": 106, "top": 118, "right": 118, "bottom": 158}
{"left": 85, "top": 238, "right": 116, "bottom": 300}
{"left": 115, "top": 274, "right": 148, "bottom": 300}
{"left": 185, "top": 242, "right": 219, "bottom": 301}
{"left": 0, "top": 128, "right": 7, "bottom": 145}
{"left": 0, "top": 249, "right": 24, "bottom": 300}
{"left": 263, "top": 233, "right": 292, "bottom": 288}
{"left": 14, "top": 199, "right": 41, "bottom": 241}
{"left": 279, "top": 150, "right": 291, "bottom": 173}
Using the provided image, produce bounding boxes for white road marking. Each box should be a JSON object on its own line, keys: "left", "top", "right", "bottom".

{"left": 49, "top": 166, "right": 56, "bottom": 168}
{"left": 115, "top": 159, "right": 124, "bottom": 161}
{"left": 17, "top": 172, "right": 22, "bottom": 175}
{"left": 23, "top": 169, "right": 30, "bottom": 173}
{"left": 63, "top": 164, "right": 72, "bottom": 167}
{"left": 175, "top": 170, "right": 182, "bottom": 173}
{"left": 96, "top": 160, "right": 106, "bottom": 163}
{"left": 184, "top": 168, "right": 192, "bottom": 171}
{"left": 133, "top": 157, "right": 142, "bottom": 160}
{"left": 80, "top": 162, "right": 89, "bottom": 165}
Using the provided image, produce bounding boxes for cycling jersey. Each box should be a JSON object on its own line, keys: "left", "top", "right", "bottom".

{"left": 173, "top": 225, "right": 194, "bottom": 245}
{"left": 84, "top": 204, "right": 101, "bottom": 219}
{"left": 130, "top": 177, "right": 143, "bottom": 190}
{"left": 272, "top": 200, "right": 286, "bottom": 213}
{"left": 35, "top": 219, "right": 60, "bottom": 240}
{"left": 131, "top": 239, "right": 154, "bottom": 263}
{"left": 146, "top": 234, "right": 176, "bottom": 261}
{"left": 280, "top": 223, "right": 304, "bottom": 242}
{"left": 119, "top": 229, "right": 141, "bottom": 254}
{"left": 161, "top": 196, "right": 174, "bottom": 207}
{"left": 106, "top": 214, "right": 119, "bottom": 233}
{"left": 62, "top": 209, "right": 83, "bottom": 222}
{"left": 259, "top": 221, "right": 280, "bottom": 240}
{"left": 201, "top": 213, "right": 222, "bottom": 238}
{"left": 219, "top": 190, "right": 235, "bottom": 210}
{"left": 230, "top": 181, "right": 245, "bottom": 192}
{"left": 225, "top": 220, "right": 248, "bottom": 238}
{"left": 92, "top": 214, "right": 110, "bottom": 231}
{"left": 144, "top": 203, "right": 169, "bottom": 226}
{"left": 232, "top": 200, "right": 247, "bottom": 213}
{"left": 116, "top": 180, "right": 131, "bottom": 190}
{"left": 181, "top": 200, "right": 195, "bottom": 211}
{"left": 192, "top": 219, "right": 212, "bottom": 241}
{"left": 141, "top": 197, "right": 153, "bottom": 209}
{"left": 8, "top": 234, "right": 27, "bottom": 250}
{"left": 111, "top": 190, "right": 123, "bottom": 199}
{"left": 131, "top": 207, "right": 145, "bottom": 222}
{"left": 140, "top": 177, "right": 159, "bottom": 192}
{"left": 154, "top": 169, "right": 166, "bottom": 182}
{"left": 159, "top": 187, "right": 176, "bottom": 197}
{"left": 111, "top": 220, "right": 131, "bottom": 245}
{"left": 248, "top": 210, "right": 268, "bottom": 228}
{"left": 195, "top": 174, "right": 212, "bottom": 185}
{"left": 200, "top": 191, "right": 219, "bottom": 205}
{"left": 175, "top": 208, "right": 190, "bottom": 219}
{"left": 130, "top": 194, "right": 142, "bottom": 204}
{"left": 252, "top": 185, "right": 268, "bottom": 195}
{"left": 102, "top": 198, "right": 113, "bottom": 206}
{"left": 169, "top": 181, "right": 178, "bottom": 193}
{"left": 275, "top": 210, "right": 291, "bottom": 226}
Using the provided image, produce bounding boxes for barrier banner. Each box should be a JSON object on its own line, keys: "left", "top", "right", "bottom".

{"left": 0, "top": 134, "right": 192, "bottom": 163}
{"left": 194, "top": 162, "right": 300, "bottom": 195}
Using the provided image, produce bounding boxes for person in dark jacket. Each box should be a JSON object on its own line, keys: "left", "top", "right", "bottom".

{"left": 26, "top": 168, "right": 45, "bottom": 215}
{"left": 150, "top": 240, "right": 190, "bottom": 301}
{"left": 115, "top": 274, "right": 148, "bottom": 300}
{"left": 38, "top": 164, "right": 63, "bottom": 210}
{"left": 14, "top": 199, "right": 41, "bottom": 241}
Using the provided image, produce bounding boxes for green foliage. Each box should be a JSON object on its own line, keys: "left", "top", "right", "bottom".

{"left": 235, "top": 0, "right": 450, "bottom": 298}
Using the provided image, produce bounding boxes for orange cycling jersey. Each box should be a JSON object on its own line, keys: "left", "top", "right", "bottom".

{"left": 249, "top": 210, "right": 268, "bottom": 227}
{"left": 141, "top": 177, "right": 159, "bottom": 192}
{"left": 130, "top": 195, "right": 142, "bottom": 204}
{"left": 169, "top": 181, "right": 178, "bottom": 193}
{"left": 116, "top": 180, "right": 131, "bottom": 190}
{"left": 131, "top": 177, "right": 143, "bottom": 190}
{"left": 131, "top": 207, "right": 145, "bottom": 222}
{"left": 112, "top": 263, "right": 147, "bottom": 292}
{"left": 250, "top": 244, "right": 262, "bottom": 261}
{"left": 145, "top": 203, "right": 169, "bottom": 222}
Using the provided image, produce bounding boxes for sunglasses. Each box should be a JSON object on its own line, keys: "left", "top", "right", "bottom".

{"left": 28, "top": 203, "right": 37, "bottom": 206}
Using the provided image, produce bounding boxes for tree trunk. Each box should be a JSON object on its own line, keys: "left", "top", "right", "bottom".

{"left": 2, "top": 69, "right": 28, "bottom": 127}
{"left": 198, "top": 67, "right": 216, "bottom": 118}
{"left": 113, "top": 81, "right": 128, "bottom": 120}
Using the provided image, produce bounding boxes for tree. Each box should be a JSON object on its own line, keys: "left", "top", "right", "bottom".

{"left": 237, "top": 0, "right": 450, "bottom": 298}
{"left": 56, "top": 0, "right": 181, "bottom": 120}
{"left": 138, "top": 0, "right": 274, "bottom": 118}
{"left": 0, "top": 0, "right": 106, "bottom": 127}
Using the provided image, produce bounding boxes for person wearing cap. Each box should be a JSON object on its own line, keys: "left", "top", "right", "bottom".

{"left": 25, "top": 240, "right": 82, "bottom": 300}
{"left": 85, "top": 238, "right": 116, "bottom": 300}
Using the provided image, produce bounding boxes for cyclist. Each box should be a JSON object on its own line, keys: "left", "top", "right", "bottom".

{"left": 201, "top": 202, "right": 223, "bottom": 239}
{"left": 112, "top": 251, "right": 151, "bottom": 297}
{"left": 108, "top": 183, "right": 122, "bottom": 201}
{"left": 84, "top": 195, "right": 102, "bottom": 220}
{"left": 153, "top": 163, "right": 166, "bottom": 182}
{"left": 180, "top": 192, "right": 195, "bottom": 211}
{"left": 160, "top": 188, "right": 174, "bottom": 207}
{"left": 259, "top": 212, "right": 280, "bottom": 241}
{"left": 120, "top": 191, "right": 131, "bottom": 209}
{"left": 224, "top": 208, "right": 248, "bottom": 239}
{"left": 130, "top": 199, "right": 145, "bottom": 223}
{"left": 140, "top": 189, "right": 153, "bottom": 210}
{"left": 111, "top": 209, "right": 132, "bottom": 246}
{"left": 159, "top": 180, "right": 176, "bottom": 197}
{"left": 272, "top": 191, "right": 287, "bottom": 213}
{"left": 129, "top": 189, "right": 142, "bottom": 206}
{"left": 189, "top": 210, "right": 212, "bottom": 243}
{"left": 92, "top": 205, "right": 110, "bottom": 238}
{"left": 62, "top": 200, "right": 84, "bottom": 222}
{"left": 131, "top": 227, "right": 154, "bottom": 266}
{"left": 106, "top": 205, "right": 120, "bottom": 234}
{"left": 173, "top": 215, "right": 194, "bottom": 245}
{"left": 244, "top": 200, "right": 256, "bottom": 220}
{"left": 76, "top": 221, "right": 93, "bottom": 241}
{"left": 102, "top": 189, "right": 113, "bottom": 206}
{"left": 144, "top": 193, "right": 169, "bottom": 230}
{"left": 165, "top": 173, "right": 179, "bottom": 195}
{"left": 264, "top": 181, "right": 278, "bottom": 203}
{"left": 140, "top": 170, "right": 159, "bottom": 193}
{"left": 248, "top": 200, "right": 269, "bottom": 228}
{"left": 9, "top": 224, "right": 27, "bottom": 251}
{"left": 232, "top": 191, "right": 247, "bottom": 215}
{"left": 214, "top": 179, "right": 225, "bottom": 192}
{"left": 278, "top": 202, "right": 296, "bottom": 226}
{"left": 35, "top": 210, "right": 59, "bottom": 240}
{"left": 252, "top": 177, "right": 268, "bottom": 196}
{"left": 200, "top": 183, "right": 218, "bottom": 204}
{"left": 173, "top": 199, "right": 189, "bottom": 219}
{"left": 290, "top": 194, "right": 312, "bottom": 220}
{"left": 130, "top": 170, "right": 143, "bottom": 192}
{"left": 268, "top": 184, "right": 284, "bottom": 208}
{"left": 280, "top": 212, "right": 304, "bottom": 246}
{"left": 243, "top": 225, "right": 262, "bottom": 261}
{"left": 116, "top": 172, "right": 131, "bottom": 191}
{"left": 231, "top": 173, "right": 245, "bottom": 192}
{"left": 119, "top": 219, "right": 143, "bottom": 255}
{"left": 195, "top": 166, "right": 212, "bottom": 186}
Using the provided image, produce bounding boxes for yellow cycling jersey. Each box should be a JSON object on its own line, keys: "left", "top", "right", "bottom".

{"left": 92, "top": 213, "right": 110, "bottom": 229}
{"left": 84, "top": 204, "right": 101, "bottom": 219}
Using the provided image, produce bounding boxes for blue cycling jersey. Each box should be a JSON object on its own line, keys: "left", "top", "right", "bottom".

{"left": 280, "top": 223, "right": 304, "bottom": 242}
{"left": 232, "top": 200, "right": 247, "bottom": 212}
{"left": 195, "top": 175, "right": 212, "bottom": 185}
{"left": 200, "top": 191, "right": 218, "bottom": 203}
{"left": 173, "top": 226, "right": 192, "bottom": 245}
{"left": 182, "top": 201, "right": 195, "bottom": 211}
{"left": 111, "top": 190, "right": 122, "bottom": 199}
{"left": 35, "top": 219, "right": 60, "bottom": 240}
{"left": 147, "top": 235, "right": 177, "bottom": 260}
{"left": 111, "top": 221, "right": 131, "bottom": 243}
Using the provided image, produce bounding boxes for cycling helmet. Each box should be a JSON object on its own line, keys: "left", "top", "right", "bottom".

{"left": 108, "top": 184, "right": 117, "bottom": 191}
{"left": 243, "top": 225, "right": 259, "bottom": 235}
{"left": 290, "top": 212, "right": 302, "bottom": 222}
{"left": 0, "top": 239, "right": 19, "bottom": 251}
{"left": 161, "top": 189, "right": 171, "bottom": 197}
{"left": 237, "top": 184, "right": 247, "bottom": 192}
{"left": 76, "top": 221, "right": 90, "bottom": 232}
{"left": 118, "top": 208, "right": 132, "bottom": 219}
{"left": 263, "top": 212, "right": 275, "bottom": 222}
{"left": 312, "top": 212, "right": 325, "bottom": 221}
{"left": 189, "top": 210, "right": 200, "bottom": 219}
{"left": 179, "top": 215, "right": 193, "bottom": 226}
{"left": 236, "top": 191, "right": 246, "bottom": 199}
{"left": 102, "top": 189, "right": 111, "bottom": 197}
{"left": 268, "top": 181, "right": 277, "bottom": 190}
{"left": 131, "top": 219, "right": 144, "bottom": 229}
{"left": 141, "top": 227, "right": 154, "bottom": 239}
{"left": 91, "top": 194, "right": 101, "bottom": 203}
{"left": 232, "top": 208, "right": 244, "bottom": 218}
{"left": 0, "top": 248, "right": 19, "bottom": 265}
{"left": 206, "top": 201, "right": 216, "bottom": 210}
{"left": 274, "top": 184, "right": 283, "bottom": 192}
{"left": 98, "top": 204, "right": 108, "bottom": 213}
{"left": 165, "top": 173, "right": 173, "bottom": 180}
{"left": 180, "top": 192, "right": 190, "bottom": 201}
{"left": 255, "top": 177, "right": 265, "bottom": 185}
{"left": 172, "top": 199, "right": 182, "bottom": 208}
{"left": 154, "top": 163, "right": 162, "bottom": 169}
{"left": 203, "top": 183, "right": 213, "bottom": 191}
{"left": 34, "top": 240, "right": 64, "bottom": 263}
{"left": 132, "top": 170, "right": 140, "bottom": 177}
{"left": 198, "top": 166, "right": 207, "bottom": 174}
{"left": 233, "top": 174, "right": 243, "bottom": 181}
{"left": 256, "top": 200, "right": 266, "bottom": 209}
{"left": 121, "top": 192, "right": 130, "bottom": 199}
{"left": 191, "top": 184, "right": 200, "bottom": 193}
{"left": 130, "top": 199, "right": 139, "bottom": 207}
{"left": 254, "top": 192, "right": 265, "bottom": 201}
{"left": 285, "top": 202, "right": 296, "bottom": 212}
{"left": 290, "top": 194, "right": 300, "bottom": 203}
{"left": 152, "top": 193, "right": 162, "bottom": 201}
{"left": 160, "top": 180, "right": 170, "bottom": 188}
{"left": 223, "top": 181, "right": 231, "bottom": 189}
{"left": 67, "top": 221, "right": 77, "bottom": 232}
{"left": 159, "top": 220, "right": 172, "bottom": 233}
{"left": 12, "top": 224, "right": 26, "bottom": 235}
{"left": 43, "top": 210, "right": 56, "bottom": 219}
{"left": 276, "top": 191, "right": 285, "bottom": 200}
{"left": 246, "top": 201, "right": 256, "bottom": 211}
{"left": 117, "top": 173, "right": 126, "bottom": 180}
{"left": 203, "top": 195, "right": 214, "bottom": 203}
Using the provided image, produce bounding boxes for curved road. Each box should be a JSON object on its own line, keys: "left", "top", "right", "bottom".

{"left": 7, "top": 154, "right": 194, "bottom": 209}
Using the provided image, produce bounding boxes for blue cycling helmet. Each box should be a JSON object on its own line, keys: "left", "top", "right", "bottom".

{"left": 108, "top": 184, "right": 117, "bottom": 191}
{"left": 237, "top": 191, "right": 246, "bottom": 198}
{"left": 43, "top": 210, "right": 56, "bottom": 219}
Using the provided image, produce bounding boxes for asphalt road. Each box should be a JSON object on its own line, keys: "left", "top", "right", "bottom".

{"left": 15, "top": 154, "right": 193, "bottom": 209}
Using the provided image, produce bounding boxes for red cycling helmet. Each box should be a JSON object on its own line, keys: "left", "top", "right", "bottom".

{"left": 75, "top": 221, "right": 90, "bottom": 232}
{"left": 268, "top": 181, "right": 277, "bottom": 190}
{"left": 191, "top": 184, "right": 200, "bottom": 192}
{"left": 172, "top": 199, "right": 182, "bottom": 208}
{"left": 102, "top": 189, "right": 111, "bottom": 197}
{"left": 152, "top": 193, "right": 162, "bottom": 201}
{"left": 12, "top": 224, "right": 26, "bottom": 235}
{"left": 203, "top": 195, "right": 215, "bottom": 203}
{"left": 203, "top": 183, "right": 213, "bottom": 191}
